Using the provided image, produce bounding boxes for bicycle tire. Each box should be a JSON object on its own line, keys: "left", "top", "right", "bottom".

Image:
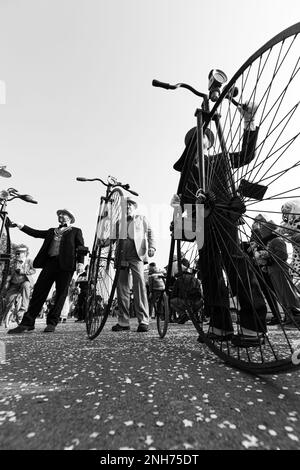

{"left": 156, "top": 291, "right": 170, "bottom": 338}
{"left": 3, "top": 295, "right": 23, "bottom": 329}
{"left": 86, "top": 188, "right": 124, "bottom": 340}
{"left": 175, "top": 23, "right": 300, "bottom": 374}
{"left": 0, "top": 214, "right": 11, "bottom": 294}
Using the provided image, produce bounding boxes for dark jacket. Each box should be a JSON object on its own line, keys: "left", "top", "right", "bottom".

{"left": 21, "top": 225, "right": 85, "bottom": 272}
{"left": 173, "top": 127, "right": 259, "bottom": 207}
{"left": 171, "top": 272, "right": 202, "bottom": 301}
{"left": 174, "top": 127, "right": 259, "bottom": 173}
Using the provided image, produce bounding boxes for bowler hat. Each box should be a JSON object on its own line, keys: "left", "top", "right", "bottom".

{"left": 57, "top": 209, "right": 75, "bottom": 224}
{"left": 184, "top": 127, "right": 214, "bottom": 149}
{"left": 173, "top": 126, "right": 215, "bottom": 172}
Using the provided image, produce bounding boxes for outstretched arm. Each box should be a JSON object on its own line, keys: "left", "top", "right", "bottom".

{"left": 20, "top": 225, "right": 49, "bottom": 239}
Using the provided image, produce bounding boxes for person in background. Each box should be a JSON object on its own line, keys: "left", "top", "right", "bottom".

{"left": 169, "top": 259, "right": 203, "bottom": 324}
{"left": 75, "top": 265, "right": 89, "bottom": 322}
{"left": 148, "top": 262, "right": 165, "bottom": 319}
{"left": 2, "top": 244, "right": 35, "bottom": 323}
{"left": 257, "top": 219, "right": 300, "bottom": 328}
{"left": 249, "top": 215, "right": 281, "bottom": 325}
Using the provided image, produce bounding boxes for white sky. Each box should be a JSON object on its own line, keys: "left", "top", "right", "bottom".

{"left": 1, "top": 0, "right": 300, "bottom": 271}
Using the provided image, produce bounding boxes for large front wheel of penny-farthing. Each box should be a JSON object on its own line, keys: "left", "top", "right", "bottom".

{"left": 85, "top": 188, "right": 123, "bottom": 340}
{"left": 180, "top": 22, "right": 300, "bottom": 374}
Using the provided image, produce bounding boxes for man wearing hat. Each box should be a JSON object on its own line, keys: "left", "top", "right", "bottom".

{"left": 1, "top": 244, "right": 35, "bottom": 324}
{"left": 7, "top": 209, "right": 85, "bottom": 334}
{"left": 112, "top": 197, "right": 156, "bottom": 332}
{"left": 172, "top": 101, "right": 269, "bottom": 347}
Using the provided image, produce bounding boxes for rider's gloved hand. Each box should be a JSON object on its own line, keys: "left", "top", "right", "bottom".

{"left": 238, "top": 100, "right": 258, "bottom": 131}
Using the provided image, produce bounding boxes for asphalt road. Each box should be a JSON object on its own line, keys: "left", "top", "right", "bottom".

{"left": 0, "top": 317, "right": 300, "bottom": 451}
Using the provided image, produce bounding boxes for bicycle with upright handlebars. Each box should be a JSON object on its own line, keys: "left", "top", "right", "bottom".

{"left": 76, "top": 175, "right": 139, "bottom": 340}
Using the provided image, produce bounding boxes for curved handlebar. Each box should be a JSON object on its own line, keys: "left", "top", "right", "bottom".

{"left": 0, "top": 188, "right": 38, "bottom": 204}
{"left": 19, "top": 194, "right": 38, "bottom": 204}
{"left": 76, "top": 177, "right": 139, "bottom": 196}
{"left": 152, "top": 79, "right": 208, "bottom": 99}
{"left": 153, "top": 78, "right": 248, "bottom": 112}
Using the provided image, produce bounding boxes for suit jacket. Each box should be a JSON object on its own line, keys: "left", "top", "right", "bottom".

{"left": 115, "top": 215, "right": 156, "bottom": 264}
{"left": 21, "top": 225, "right": 85, "bottom": 272}
{"left": 8, "top": 258, "right": 36, "bottom": 286}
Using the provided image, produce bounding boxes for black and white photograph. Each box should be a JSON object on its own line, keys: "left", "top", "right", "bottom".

{"left": 1, "top": 0, "right": 300, "bottom": 455}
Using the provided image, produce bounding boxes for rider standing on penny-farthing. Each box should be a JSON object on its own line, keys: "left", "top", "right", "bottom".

{"left": 172, "top": 101, "right": 268, "bottom": 348}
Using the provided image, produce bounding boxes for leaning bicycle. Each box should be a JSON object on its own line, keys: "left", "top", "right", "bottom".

{"left": 154, "top": 22, "right": 300, "bottom": 374}
{"left": 76, "top": 175, "right": 139, "bottom": 340}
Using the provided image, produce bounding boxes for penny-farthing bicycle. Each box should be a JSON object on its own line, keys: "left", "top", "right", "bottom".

{"left": 154, "top": 22, "right": 300, "bottom": 374}
{"left": 76, "top": 176, "right": 139, "bottom": 340}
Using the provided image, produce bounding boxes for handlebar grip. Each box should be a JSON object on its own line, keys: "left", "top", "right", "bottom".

{"left": 25, "top": 195, "right": 38, "bottom": 204}
{"left": 152, "top": 79, "right": 171, "bottom": 90}
{"left": 19, "top": 194, "right": 38, "bottom": 204}
{"left": 76, "top": 177, "right": 88, "bottom": 181}
{"left": 129, "top": 190, "right": 139, "bottom": 196}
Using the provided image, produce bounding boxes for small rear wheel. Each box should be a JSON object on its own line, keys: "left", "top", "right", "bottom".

{"left": 156, "top": 291, "right": 170, "bottom": 338}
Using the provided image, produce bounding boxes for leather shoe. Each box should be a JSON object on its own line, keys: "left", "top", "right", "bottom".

{"left": 267, "top": 317, "right": 281, "bottom": 325}
{"left": 197, "top": 331, "right": 233, "bottom": 343}
{"left": 137, "top": 323, "right": 149, "bottom": 332}
{"left": 44, "top": 325, "right": 56, "bottom": 333}
{"left": 177, "top": 314, "right": 189, "bottom": 324}
{"left": 206, "top": 331, "right": 233, "bottom": 342}
{"left": 111, "top": 324, "right": 130, "bottom": 332}
{"left": 7, "top": 325, "right": 34, "bottom": 334}
{"left": 231, "top": 333, "right": 265, "bottom": 348}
